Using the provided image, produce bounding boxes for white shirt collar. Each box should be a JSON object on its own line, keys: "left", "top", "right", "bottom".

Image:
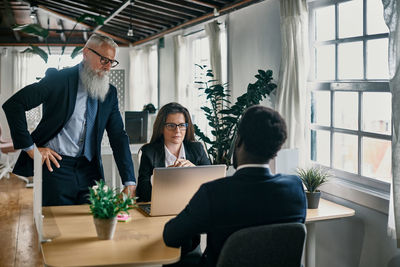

{"left": 164, "top": 143, "right": 186, "bottom": 167}
{"left": 236, "top": 163, "right": 270, "bottom": 171}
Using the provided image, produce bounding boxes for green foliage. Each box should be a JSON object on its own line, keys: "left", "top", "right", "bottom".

{"left": 77, "top": 14, "right": 105, "bottom": 25}
{"left": 12, "top": 13, "right": 105, "bottom": 65}
{"left": 12, "top": 24, "right": 49, "bottom": 38}
{"left": 71, "top": 46, "right": 84, "bottom": 59}
{"left": 297, "top": 167, "right": 330, "bottom": 193}
{"left": 88, "top": 180, "right": 137, "bottom": 219}
{"left": 194, "top": 65, "right": 277, "bottom": 165}
{"left": 22, "top": 45, "right": 48, "bottom": 63}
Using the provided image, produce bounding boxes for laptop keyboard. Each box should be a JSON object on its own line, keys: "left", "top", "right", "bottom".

{"left": 139, "top": 204, "right": 151, "bottom": 214}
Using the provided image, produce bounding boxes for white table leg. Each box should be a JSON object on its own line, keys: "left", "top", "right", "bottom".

{"left": 306, "top": 223, "right": 316, "bottom": 267}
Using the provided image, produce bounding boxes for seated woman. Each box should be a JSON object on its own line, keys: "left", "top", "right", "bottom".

{"left": 136, "top": 102, "right": 210, "bottom": 202}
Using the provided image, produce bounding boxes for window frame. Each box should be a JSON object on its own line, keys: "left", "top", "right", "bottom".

{"left": 308, "top": 0, "right": 391, "bottom": 194}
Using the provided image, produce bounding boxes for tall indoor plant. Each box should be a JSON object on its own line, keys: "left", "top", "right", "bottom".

{"left": 194, "top": 65, "right": 277, "bottom": 165}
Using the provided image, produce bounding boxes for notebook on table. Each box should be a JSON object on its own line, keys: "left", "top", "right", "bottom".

{"left": 138, "top": 164, "right": 226, "bottom": 216}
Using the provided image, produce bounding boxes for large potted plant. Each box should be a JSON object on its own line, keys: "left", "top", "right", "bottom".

{"left": 194, "top": 65, "right": 277, "bottom": 165}
{"left": 88, "top": 180, "right": 137, "bottom": 240}
{"left": 296, "top": 167, "right": 330, "bottom": 209}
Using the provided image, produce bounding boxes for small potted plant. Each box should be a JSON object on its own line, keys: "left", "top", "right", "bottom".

{"left": 297, "top": 167, "right": 330, "bottom": 209}
{"left": 88, "top": 180, "right": 137, "bottom": 240}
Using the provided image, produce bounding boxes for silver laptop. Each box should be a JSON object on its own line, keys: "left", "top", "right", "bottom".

{"left": 138, "top": 164, "right": 226, "bottom": 216}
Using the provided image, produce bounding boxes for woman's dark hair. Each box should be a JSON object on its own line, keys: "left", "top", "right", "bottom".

{"left": 237, "top": 105, "right": 287, "bottom": 162}
{"left": 149, "top": 102, "right": 195, "bottom": 144}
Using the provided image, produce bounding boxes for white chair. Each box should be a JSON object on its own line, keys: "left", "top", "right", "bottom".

{"left": 0, "top": 123, "right": 29, "bottom": 184}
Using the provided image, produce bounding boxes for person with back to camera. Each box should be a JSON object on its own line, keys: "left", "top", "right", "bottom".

{"left": 136, "top": 102, "right": 210, "bottom": 202}
{"left": 163, "top": 105, "right": 307, "bottom": 267}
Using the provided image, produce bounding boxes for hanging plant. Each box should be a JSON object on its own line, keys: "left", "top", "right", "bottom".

{"left": 12, "top": 13, "right": 105, "bottom": 65}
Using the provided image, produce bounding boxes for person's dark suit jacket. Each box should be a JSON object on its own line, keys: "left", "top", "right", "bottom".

{"left": 2, "top": 64, "right": 135, "bottom": 184}
{"left": 136, "top": 140, "right": 210, "bottom": 202}
{"left": 163, "top": 167, "right": 307, "bottom": 267}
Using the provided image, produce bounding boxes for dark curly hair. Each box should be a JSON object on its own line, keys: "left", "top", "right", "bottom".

{"left": 237, "top": 105, "right": 287, "bottom": 162}
{"left": 149, "top": 102, "right": 195, "bottom": 144}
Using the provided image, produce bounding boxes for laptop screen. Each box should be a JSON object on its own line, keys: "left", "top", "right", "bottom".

{"left": 147, "top": 164, "right": 226, "bottom": 216}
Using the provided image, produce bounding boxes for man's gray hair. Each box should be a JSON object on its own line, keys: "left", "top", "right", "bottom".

{"left": 85, "top": 33, "right": 118, "bottom": 49}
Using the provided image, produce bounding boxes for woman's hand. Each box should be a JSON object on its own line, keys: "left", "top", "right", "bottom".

{"left": 168, "top": 158, "right": 195, "bottom": 167}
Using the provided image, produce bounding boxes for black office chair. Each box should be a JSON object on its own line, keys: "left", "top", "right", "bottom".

{"left": 216, "top": 222, "right": 307, "bottom": 267}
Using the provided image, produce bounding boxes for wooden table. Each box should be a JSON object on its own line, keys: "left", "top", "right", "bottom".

{"left": 305, "top": 198, "right": 355, "bottom": 267}
{"left": 41, "top": 199, "right": 354, "bottom": 267}
{"left": 41, "top": 206, "right": 180, "bottom": 267}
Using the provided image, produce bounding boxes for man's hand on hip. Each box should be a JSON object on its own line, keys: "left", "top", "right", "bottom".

{"left": 26, "top": 147, "right": 62, "bottom": 172}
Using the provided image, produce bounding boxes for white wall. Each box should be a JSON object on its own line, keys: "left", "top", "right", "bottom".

{"left": 0, "top": 47, "right": 20, "bottom": 139}
{"left": 158, "top": 36, "right": 176, "bottom": 106}
{"left": 316, "top": 193, "right": 400, "bottom": 267}
{"left": 228, "top": 0, "right": 281, "bottom": 101}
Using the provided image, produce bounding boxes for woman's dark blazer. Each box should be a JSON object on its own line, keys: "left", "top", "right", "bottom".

{"left": 136, "top": 140, "right": 211, "bottom": 202}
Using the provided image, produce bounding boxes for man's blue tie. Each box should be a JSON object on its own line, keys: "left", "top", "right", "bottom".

{"left": 83, "top": 96, "right": 98, "bottom": 161}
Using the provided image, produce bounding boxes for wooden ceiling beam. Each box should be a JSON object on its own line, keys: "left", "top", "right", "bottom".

{"left": 132, "top": 5, "right": 183, "bottom": 23}
{"left": 104, "top": 21, "right": 155, "bottom": 36}
{"left": 187, "top": 0, "right": 219, "bottom": 9}
{"left": 133, "top": 0, "right": 260, "bottom": 46}
{"left": 136, "top": 0, "right": 201, "bottom": 17}
{"left": 135, "top": 1, "right": 193, "bottom": 20}
{"left": 36, "top": 0, "right": 109, "bottom": 17}
{"left": 37, "top": 5, "right": 131, "bottom": 44}
{"left": 32, "top": 9, "right": 45, "bottom": 42}
{"left": 157, "top": 0, "right": 211, "bottom": 13}
{"left": 93, "top": 0, "right": 130, "bottom": 32}
{"left": 3, "top": 0, "right": 21, "bottom": 41}
{"left": 58, "top": 19, "right": 66, "bottom": 42}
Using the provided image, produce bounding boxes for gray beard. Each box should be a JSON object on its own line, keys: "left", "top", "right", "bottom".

{"left": 81, "top": 62, "right": 110, "bottom": 102}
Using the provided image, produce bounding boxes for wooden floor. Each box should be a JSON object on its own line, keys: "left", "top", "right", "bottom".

{"left": 0, "top": 174, "right": 43, "bottom": 267}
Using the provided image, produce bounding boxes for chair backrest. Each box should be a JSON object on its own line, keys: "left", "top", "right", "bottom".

{"left": 216, "top": 222, "right": 306, "bottom": 267}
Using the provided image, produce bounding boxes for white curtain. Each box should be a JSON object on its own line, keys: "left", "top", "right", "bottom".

{"left": 276, "top": 0, "right": 309, "bottom": 165}
{"left": 205, "top": 20, "right": 222, "bottom": 83}
{"left": 129, "top": 44, "right": 157, "bottom": 111}
{"left": 12, "top": 50, "right": 41, "bottom": 132}
{"left": 382, "top": 0, "right": 400, "bottom": 247}
{"left": 12, "top": 50, "right": 36, "bottom": 93}
{"left": 173, "top": 34, "right": 189, "bottom": 105}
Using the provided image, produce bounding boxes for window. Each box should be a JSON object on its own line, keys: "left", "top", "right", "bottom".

{"left": 177, "top": 23, "right": 227, "bottom": 138}
{"left": 129, "top": 43, "right": 158, "bottom": 110}
{"left": 308, "top": 0, "right": 391, "bottom": 185}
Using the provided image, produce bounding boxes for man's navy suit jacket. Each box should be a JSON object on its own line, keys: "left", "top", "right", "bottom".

{"left": 2, "top": 64, "right": 135, "bottom": 184}
{"left": 163, "top": 167, "right": 307, "bottom": 267}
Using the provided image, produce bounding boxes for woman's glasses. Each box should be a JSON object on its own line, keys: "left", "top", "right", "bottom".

{"left": 164, "top": 123, "right": 188, "bottom": 131}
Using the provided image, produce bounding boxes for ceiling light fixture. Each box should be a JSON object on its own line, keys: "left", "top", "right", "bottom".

{"left": 127, "top": 0, "right": 134, "bottom": 37}
{"left": 213, "top": 8, "right": 220, "bottom": 17}
{"left": 30, "top": 6, "right": 37, "bottom": 20}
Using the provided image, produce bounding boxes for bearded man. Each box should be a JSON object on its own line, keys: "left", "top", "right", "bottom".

{"left": 3, "top": 33, "right": 136, "bottom": 206}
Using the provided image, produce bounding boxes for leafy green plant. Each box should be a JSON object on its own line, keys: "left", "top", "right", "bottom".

{"left": 143, "top": 103, "right": 157, "bottom": 114}
{"left": 297, "top": 167, "right": 330, "bottom": 193}
{"left": 194, "top": 65, "right": 277, "bottom": 165}
{"left": 88, "top": 180, "right": 137, "bottom": 219}
{"left": 12, "top": 13, "right": 104, "bottom": 64}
